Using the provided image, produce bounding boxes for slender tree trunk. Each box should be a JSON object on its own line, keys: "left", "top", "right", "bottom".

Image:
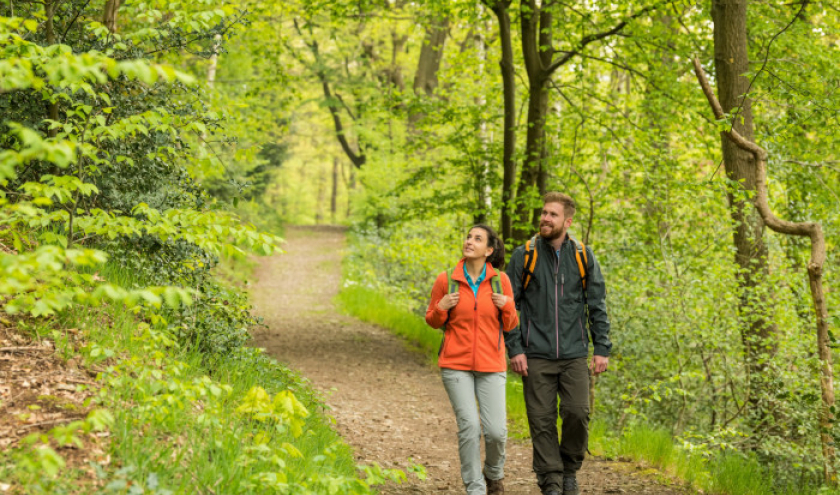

{"left": 483, "top": 0, "right": 516, "bottom": 244}
{"left": 331, "top": 157, "right": 338, "bottom": 224}
{"left": 319, "top": 75, "right": 365, "bottom": 168}
{"left": 44, "top": 0, "right": 59, "bottom": 138}
{"left": 711, "top": 0, "right": 777, "bottom": 428}
{"left": 475, "top": 13, "right": 489, "bottom": 224}
{"left": 694, "top": 57, "right": 835, "bottom": 486}
{"left": 389, "top": 31, "right": 408, "bottom": 92}
{"left": 207, "top": 34, "right": 221, "bottom": 88}
{"left": 202, "top": 34, "right": 221, "bottom": 145}
{"left": 641, "top": 14, "right": 674, "bottom": 244}
{"left": 103, "top": 0, "right": 120, "bottom": 33}
{"left": 315, "top": 165, "right": 326, "bottom": 224}
{"left": 293, "top": 24, "right": 366, "bottom": 169}
{"left": 514, "top": 1, "right": 552, "bottom": 243}
{"left": 409, "top": 17, "right": 449, "bottom": 128}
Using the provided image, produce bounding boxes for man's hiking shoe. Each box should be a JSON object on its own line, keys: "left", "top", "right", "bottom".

{"left": 542, "top": 490, "right": 561, "bottom": 495}
{"left": 562, "top": 476, "right": 580, "bottom": 495}
{"left": 484, "top": 475, "right": 504, "bottom": 494}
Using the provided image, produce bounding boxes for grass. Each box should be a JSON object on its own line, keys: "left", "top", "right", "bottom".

{"left": 1, "top": 265, "right": 398, "bottom": 494}
{"left": 336, "top": 285, "right": 444, "bottom": 361}
{"left": 335, "top": 285, "right": 840, "bottom": 495}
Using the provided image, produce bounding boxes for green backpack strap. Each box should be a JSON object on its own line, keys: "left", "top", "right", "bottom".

{"left": 490, "top": 274, "right": 502, "bottom": 295}
{"left": 440, "top": 268, "right": 458, "bottom": 331}
{"left": 447, "top": 268, "right": 458, "bottom": 295}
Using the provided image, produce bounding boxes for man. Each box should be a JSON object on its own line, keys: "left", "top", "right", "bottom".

{"left": 505, "top": 192, "right": 611, "bottom": 495}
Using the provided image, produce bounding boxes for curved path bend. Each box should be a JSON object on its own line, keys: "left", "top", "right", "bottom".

{"left": 251, "top": 226, "right": 690, "bottom": 494}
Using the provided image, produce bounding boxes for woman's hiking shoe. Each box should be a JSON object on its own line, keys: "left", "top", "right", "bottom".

{"left": 484, "top": 475, "right": 504, "bottom": 494}
{"left": 562, "top": 476, "right": 580, "bottom": 495}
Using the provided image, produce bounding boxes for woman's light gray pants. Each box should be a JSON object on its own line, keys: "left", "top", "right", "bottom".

{"left": 441, "top": 369, "right": 507, "bottom": 495}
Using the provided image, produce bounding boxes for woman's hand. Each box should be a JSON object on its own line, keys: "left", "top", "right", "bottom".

{"left": 437, "top": 292, "right": 460, "bottom": 311}
{"left": 491, "top": 293, "right": 508, "bottom": 309}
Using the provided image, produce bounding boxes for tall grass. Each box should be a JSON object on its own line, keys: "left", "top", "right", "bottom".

{"left": 337, "top": 285, "right": 444, "bottom": 361}
{"left": 336, "top": 285, "right": 840, "bottom": 495}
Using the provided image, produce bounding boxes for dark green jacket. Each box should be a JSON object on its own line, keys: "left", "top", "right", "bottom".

{"left": 505, "top": 234, "right": 612, "bottom": 360}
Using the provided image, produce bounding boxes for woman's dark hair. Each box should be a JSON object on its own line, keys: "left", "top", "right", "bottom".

{"left": 470, "top": 224, "right": 505, "bottom": 269}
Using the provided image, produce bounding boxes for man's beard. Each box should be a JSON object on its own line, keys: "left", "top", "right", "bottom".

{"left": 540, "top": 223, "right": 566, "bottom": 240}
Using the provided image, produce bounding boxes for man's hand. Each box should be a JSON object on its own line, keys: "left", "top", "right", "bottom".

{"left": 590, "top": 355, "right": 609, "bottom": 375}
{"left": 510, "top": 354, "right": 528, "bottom": 376}
{"left": 491, "top": 293, "right": 508, "bottom": 309}
{"left": 437, "top": 292, "right": 460, "bottom": 311}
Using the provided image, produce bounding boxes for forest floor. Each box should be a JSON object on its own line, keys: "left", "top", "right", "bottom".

{"left": 251, "top": 226, "right": 693, "bottom": 495}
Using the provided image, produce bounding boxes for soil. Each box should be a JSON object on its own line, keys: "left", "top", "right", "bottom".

{"left": 0, "top": 317, "right": 110, "bottom": 493}
{"left": 251, "top": 226, "right": 693, "bottom": 495}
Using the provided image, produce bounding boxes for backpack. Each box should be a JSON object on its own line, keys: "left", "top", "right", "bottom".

{"left": 521, "top": 234, "right": 589, "bottom": 307}
{"left": 439, "top": 268, "right": 506, "bottom": 350}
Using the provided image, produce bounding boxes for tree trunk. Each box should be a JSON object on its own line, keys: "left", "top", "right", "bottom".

{"left": 711, "top": 0, "right": 777, "bottom": 427}
{"left": 389, "top": 31, "right": 408, "bottom": 92}
{"left": 103, "top": 0, "right": 120, "bottom": 33}
{"left": 316, "top": 165, "right": 326, "bottom": 224}
{"left": 514, "top": 1, "right": 552, "bottom": 243}
{"left": 319, "top": 75, "right": 365, "bottom": 168}
{"left": 694, "top": 57, "right": 835, "bottom": 486}
{"left": 475, "top": 14, "right": 490, "bottom": 225}
{"left": 413, "top": 17, "right": 448, "bottom": 97}
{"left": 331, "top": 157, "right": 338, "bottom": 224}
{"left": 44, "top": 0, "right": 59, "bottom": 139}
{"left": 202, "top": 34, "right": 221, "bottom": 145}
{"left": 409, "top": 17, "right": 449, "bottom": 128}
{"left": 641, "top": 14, "right": 674, "bottom": 244}
{"left": 483, "top": 0, "right": 516, "bottom": 245}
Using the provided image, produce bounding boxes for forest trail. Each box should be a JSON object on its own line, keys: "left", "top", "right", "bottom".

{"left": 251, "top": 226, "right": 690, "bottom": 494}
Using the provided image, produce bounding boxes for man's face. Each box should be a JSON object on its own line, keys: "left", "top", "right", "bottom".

{"left": 539, "top": 202, "right": 572, "bottom": 240}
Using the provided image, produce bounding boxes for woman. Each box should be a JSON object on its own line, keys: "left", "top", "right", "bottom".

{"left": 425, "top": 224, "right": 519, "bottom": 495}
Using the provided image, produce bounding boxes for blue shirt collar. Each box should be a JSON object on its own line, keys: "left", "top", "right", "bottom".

{"left": 463, "top": 263, "right": 487, "bottom": 296}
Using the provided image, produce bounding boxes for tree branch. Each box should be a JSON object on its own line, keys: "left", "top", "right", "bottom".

{"left": 694, "top": 62, "right": 833, "bottom": 477}
{"left": 544, "top": 2, "right": 663, "bottom": 76}
{"left": 727, "top": 0, "right": 809, "bottom": 129}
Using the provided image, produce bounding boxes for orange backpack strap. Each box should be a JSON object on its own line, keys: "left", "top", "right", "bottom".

{"left": 521, "top": 234, "right": 539, "bottom": 291}
{"left": 570, "top": 237, "right": 589, "bottom": 312}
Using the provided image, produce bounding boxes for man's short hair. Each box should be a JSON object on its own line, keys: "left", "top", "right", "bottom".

{"left": 543, "top": 192, "right": 576, "bottom": 218}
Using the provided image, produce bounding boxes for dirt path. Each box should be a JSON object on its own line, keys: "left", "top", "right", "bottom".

{"left": 251, "top": 227, "right": 690, "bottom": 494}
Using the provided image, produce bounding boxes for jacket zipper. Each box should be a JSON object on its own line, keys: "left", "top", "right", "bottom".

{"left": 579, "top": 317, "right": 586, "bottom": 348}
{"left": 554, "top": 244, "right": 561, "bottom": 359}
{"left": 472, "top": 286, "right": 478, "bottom": 370}
{"left": 526, "top": 320, "right": 531, "bottom": 347}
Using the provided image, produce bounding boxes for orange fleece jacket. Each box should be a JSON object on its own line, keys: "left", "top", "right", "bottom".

{"left": 425, "top": 260, "right": 519, "bottom": 372}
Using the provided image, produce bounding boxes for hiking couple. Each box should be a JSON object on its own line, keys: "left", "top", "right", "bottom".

{"left": 425, "top": 192, "right": 612, "bottom": 495}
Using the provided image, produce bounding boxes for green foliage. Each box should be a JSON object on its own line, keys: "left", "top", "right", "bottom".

{"left": 1, "top": 271, "right": 398, "bottom": 494}
{"left": 0, "top": 2, "right": 381, "bottom": 492}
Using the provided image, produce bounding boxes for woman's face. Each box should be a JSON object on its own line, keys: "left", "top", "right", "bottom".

{"left": 463, "top": 228, "right": 493, "bottom": 261}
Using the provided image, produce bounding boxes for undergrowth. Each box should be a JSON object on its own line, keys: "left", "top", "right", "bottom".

{"left": 0, "top": 266, "right": 403, "bottom": 494}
